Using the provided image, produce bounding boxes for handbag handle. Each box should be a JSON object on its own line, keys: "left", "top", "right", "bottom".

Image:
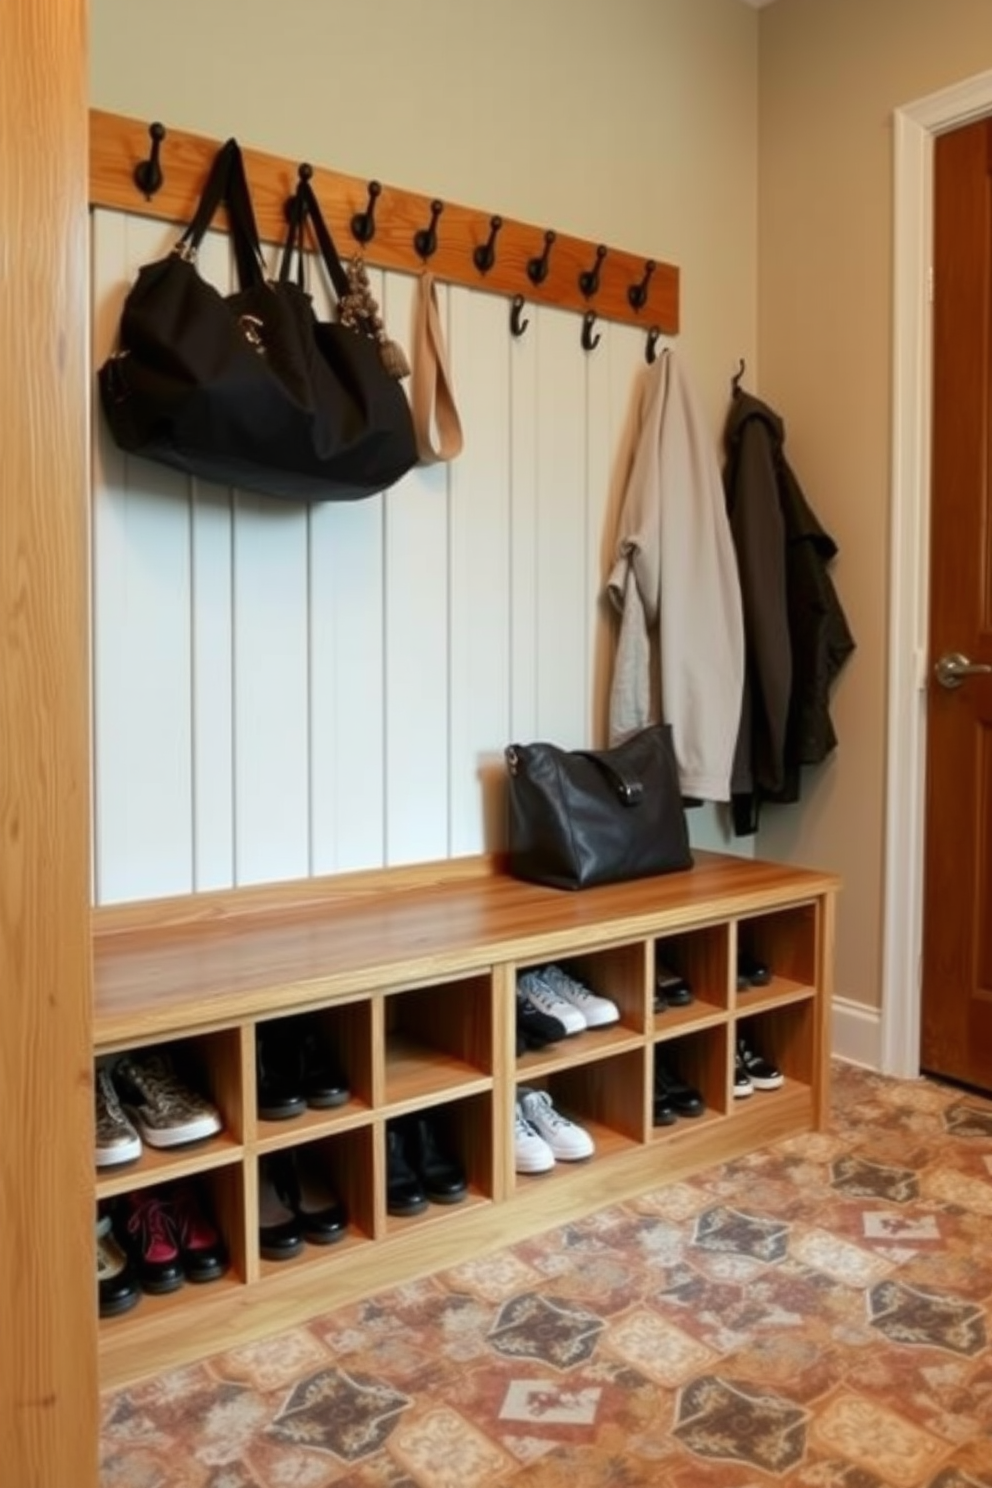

{"left": 291, "top": 178, "right": 352, "bottom": 304}
{"left": 410, "top": 271, "right": 464, "bottom": 465}
{"left": 176, "top": 138, "right": 266, "bottom": 290}
{"left": 574, "top": 749, "right": 645, "bottom": 805}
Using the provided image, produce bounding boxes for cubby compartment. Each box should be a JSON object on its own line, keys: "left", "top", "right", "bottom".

{"left": 735, "top": 902, "right": 819, "bottom": 1006}
{"left": 652, "top": 1024, "right": 729, "bottom": 1129}
{"left": 522, "top": 940, "right": 650, "bottom": 1031}
{"left": 515, "top": 1047, "right": 646, "bottom": 1184}
{"left": 254, "top": 998, "right": 372, "bottom": 1142}
{"left": 653, "top": 922, "right": 730, "bottom": 1025}
{"left": 95, "top": 1029, "right": 244, "bottom": 1198}
{"left": 734, "top": 998, "right": 816, "bottom": 1103}
{"left": 257, "top": 1124, "right": 375, "bottom": 1277}
{"left": 384, "top": 1092, "right": 494, "bottom": 1236}
{"left": 383, "top": 974, "right": 493, "bottom": 1107}
{"left": 98, "top": 1161, "right": 245, "bottom": 1332}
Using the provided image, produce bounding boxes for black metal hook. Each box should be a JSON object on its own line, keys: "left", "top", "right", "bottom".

{"left": 473, "top": 215, "right": 503, "bottom": 275}
{"left": 133, "top": 121, "right": 166, "bottom": 200}
{"left": 731, "top": 357, "right": 746, "bottom": 396}
{"left": 645, "top": 326, "right": 661, "bottom": 364}
{"left": 579, "top": 244, "right": 607, "bottom": 298}
{"left": 283, "top": 162, "right": 313, "bottom": 223}
{"left": 581, "top": 310, "right": 601, "bottom": 352}
{"left": 351, "top": 180, "right": 381, "bottom": 245}
{"left": 527, "top": 229, "right": 556, "bottom": 286}
{"left": 628, "top": 260, "right": 656, "bottom": 313}
{"left": 509, "top": 294, "right": 529, "bottom": 338}
{"left": 414, "top": 199, "right": 444, "bottom": 260}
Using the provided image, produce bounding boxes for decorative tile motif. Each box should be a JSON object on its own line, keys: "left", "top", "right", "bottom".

{"left": 499, "top": 1379, "right": 602, "bottom": 1425}
{"left": 607, "top": 1310, "right": 717, "bottom": 1386}
{"left": 209, "top": 1331, "right": 330, "bottom": 1392}
{"left": 792, "top": 1228, "right": 893, "bottom": 1288}
{"left": 831, "top": 1155, "right": 920, "bottom": 1203}
{"left": 811, "top": 1392, "right": 948, "bottom": 1486}
{"left": 692, "top": 1205, "right": 790, "bottom": 1263}
{"left": 447, "top": 1252, "right": 542, "bottom": 1302}
{"left": 390, "top": 1406, "right": 513, "bottom": 1487}
{"left": 673, "top": 1373, "right": 808, "bottom": 1472}
{"left": 925, "top": 1169, "right": 992, "bottom": 1216}
{"left": 487, "top": 1293, "right": 604, "bottom": 1370}
{"left": 862, "top": 1211, "right": 941, "bottom": 1242}
{"left": 944, "top": 1104, "right": 992, "bottom": 1139}
{"left": 268, "top": 1367, "right": 410, "bottom": 1460}
{"left": 868, "top": 1280, "right": 987, "bottom": 1356}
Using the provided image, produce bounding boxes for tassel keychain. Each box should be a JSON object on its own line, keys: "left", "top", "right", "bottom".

{"left": 337, "top": 255, "right": 411, "bottom": 381}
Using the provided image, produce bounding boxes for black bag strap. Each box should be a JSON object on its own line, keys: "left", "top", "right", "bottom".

{"left": 176, "top": 138, "right": 266, "bottom": 290}
{"left": 294, "top": 179, "right": 353, "bottom": 304}
{"left": 574, "top": 750, "right": 645, "bottom": 806}
{"left": 278, "top": 183, "right": 309, "bottom": 292}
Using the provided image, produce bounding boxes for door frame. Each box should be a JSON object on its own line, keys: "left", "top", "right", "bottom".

{"left": 881, "top": 68, "right": 992, "bottom": 1078}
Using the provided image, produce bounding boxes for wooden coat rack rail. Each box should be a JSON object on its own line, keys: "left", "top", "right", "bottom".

{"left": 89, "top": 111, "right": 680, "bottom": 337}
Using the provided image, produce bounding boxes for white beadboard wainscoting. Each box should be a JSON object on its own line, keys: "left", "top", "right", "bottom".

{"left": 90, "top": 208, "right": 735, "bottom": 906}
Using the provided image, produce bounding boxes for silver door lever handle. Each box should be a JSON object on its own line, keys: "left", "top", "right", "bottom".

{"left": 934, "top": 651, "right": 992, "bottom": 689}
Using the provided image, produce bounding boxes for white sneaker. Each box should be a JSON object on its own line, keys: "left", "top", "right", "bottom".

{"left": 518, "top": 1088, "right": 595, "bottom": 1161}
{"left": 517, "top": 970, "right": 587, "bottom": 1036}
{"left": 539, "top": 964, "right": 620, "bottom": 1028}
{"left": 514, "top": 1102, "right": 556, "bottom": 1173}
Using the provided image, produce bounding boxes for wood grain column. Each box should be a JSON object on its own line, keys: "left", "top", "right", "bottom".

{"left": 0, "top": 2, "right": 98, "bottom": 1486}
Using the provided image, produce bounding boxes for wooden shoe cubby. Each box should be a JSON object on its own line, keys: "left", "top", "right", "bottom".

{"left": 93, "top": 848, "right": 837, "bottom": 1388}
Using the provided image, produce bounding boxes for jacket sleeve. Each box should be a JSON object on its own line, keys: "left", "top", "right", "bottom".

{"left": 726, "top": 415, "right": 792, "bottom": 796}
{"left": 658, "top": 355, "right": 745, "bottom": 801}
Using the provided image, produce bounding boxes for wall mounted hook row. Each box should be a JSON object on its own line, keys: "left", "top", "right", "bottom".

{"left": 133, "top": 121, "right": 166, "bottom": 200}
{"left": 94, "top": 111, "right": 680, "bottom": 335}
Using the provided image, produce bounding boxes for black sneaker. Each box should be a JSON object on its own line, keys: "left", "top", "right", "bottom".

{"left": 404, "top": 1114, "right": 468, "bottom": 1204}
{"left": 733, "top": 1050, "right": 754, "bottom": 1098}
{"left": 737, "top": 1037, "right": 783, "bottom": 1090}
{"left": 516, "top": 990, "right": 569, "bottom": 1050}
{"left": 654, "top": 961, "right": 693, "bottom": 1011}
{"left": 654, "top": 1060, "right": 705, "bottom": 1117}
{"left": 737, "top": 952, "right": 772, "bottom": 990}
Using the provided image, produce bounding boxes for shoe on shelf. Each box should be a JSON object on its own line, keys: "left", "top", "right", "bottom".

{"left": 652, "top": 1085, "right": 680, "bottom": 1126}
{"left": 516, "top": 991, "right": 569, "bottom": 1051}
{"left": 654, "top": 959, "right": 693, "bottom": 1011}
{"left": 733, "top": 1052, "right": 754, "bottom": 1098}
{"left": 404, "top": 1114, "right": 468, "bottom": 1204}
{"left": 654, "top": 1060, "right": 705, "bottom": 1118}
{"left": 386, "top": 1124, "right": 429, "bottom": 1217}
{"left": 258, "top": 1156, "right": 306, "bottom": 1261}
{"left": 168, "top": 1183, "right": 229, "bottom": 1282}
{"left": 539, "top": 964, "right": 620, "bottom": 1028}
{"left": 737, "top": 1037, "right": 783, "bottom": 1091}
{"left": 518, "top": 1088, "right": 594, "bottom": 1161}
{"left": 256, "top": 1023, "right": 307, "bottom": 1121}
{"left": 517, "top": 970, "right": 586, "bottom": 1037}
{"left": 298, "top": 1019, "right": 351, "bottom": 1110}
{"left": 96, "top": 1209, "right": 141, "bottom": 1318}
{"left": 514, "top": 1102, "right": 556, "bottom": 1174}
{"left": 113, "top": 1050, "right": 223, "bottom": 1148}
{"left": 272, "top": 1149, "right": 349, "bottom": 1245}
{"left": 119, "top": 1190, "right": 185, "bottom": 1294}
{"left": 95, "top": 1064, "right": 142, "bottom": 1167}
{"left": 737, "top": 951, "right": 772, "bottom": 991}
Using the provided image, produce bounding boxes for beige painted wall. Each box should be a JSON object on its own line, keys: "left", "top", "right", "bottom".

{"left": 89, "top": 0, "right": 758, "bottom": 438}
{"left": 758, "top": 0, "right": 992, "bottom": 1011}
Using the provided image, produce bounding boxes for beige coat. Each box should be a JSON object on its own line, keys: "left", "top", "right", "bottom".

{"left": 607, "top": 349, "right": 744, "bottom": 802}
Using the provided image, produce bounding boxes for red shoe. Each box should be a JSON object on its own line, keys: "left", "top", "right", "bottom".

{"left": 121, "top": 1190, "right": 184, "bottom": 1294}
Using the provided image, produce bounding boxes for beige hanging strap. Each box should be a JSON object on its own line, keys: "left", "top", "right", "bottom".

{"left": 410, "top": 271, "right": 464, "bottom": 464}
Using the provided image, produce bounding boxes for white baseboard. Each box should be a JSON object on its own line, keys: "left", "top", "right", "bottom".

{"left": 831, "top": 996, "right": 884, "bottom": 1071}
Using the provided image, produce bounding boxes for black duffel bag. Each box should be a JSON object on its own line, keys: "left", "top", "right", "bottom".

{"left": 504, "top": 724, "right": 693, "bottom": 890}
{"left": 98, "top": 138, "right": 418, "bottom": 502}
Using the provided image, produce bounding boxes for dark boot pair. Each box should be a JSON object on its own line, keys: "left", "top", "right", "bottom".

{"left": 256, "top": 1015, "right": 350, "bottom": 1120}
{"left": 387, "top": 1114, "right": 467, "bottom": 1216}
{"left": 258, "top": 1148, "right": 348, "bottom": 1260}
{"left": 653, "top": 1057, "right": 705, "bottom": 1125}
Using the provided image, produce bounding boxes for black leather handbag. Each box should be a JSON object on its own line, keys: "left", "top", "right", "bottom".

{"left": 98, "top": 139, "right": 418, "bottom": 503}
{"left": 504, "top": 724, "right": 693, "bottom": 890}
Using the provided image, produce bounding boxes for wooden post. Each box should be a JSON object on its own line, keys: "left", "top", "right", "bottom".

{"left": 0, "top": 1, "right": 98, "bottom": 1484}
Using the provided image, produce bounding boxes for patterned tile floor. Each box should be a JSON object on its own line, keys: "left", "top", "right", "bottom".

{"left": 100, "top": 1064, "right": 992, "bottom": 1487}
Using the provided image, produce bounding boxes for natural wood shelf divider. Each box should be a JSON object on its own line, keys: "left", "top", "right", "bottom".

{"left": 89, "top": 110, "right": 680, "bottom": 336}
